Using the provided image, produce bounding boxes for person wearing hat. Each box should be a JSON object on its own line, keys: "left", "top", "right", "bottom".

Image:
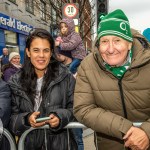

{"left": 2, "top": 52, "right": 21, "bottom": 82}
{"left": 73, "top": 9, "right": 150, "bottom": 150}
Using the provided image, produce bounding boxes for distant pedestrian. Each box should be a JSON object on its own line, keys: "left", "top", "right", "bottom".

{"left": 55, "top": 18, "right": 87, "bottom": 74}
{"left": 0, "top": 48, "right": 9, "bottom": 68}
{"left": 2, "top": 52, "right": 21, "bottom": 82}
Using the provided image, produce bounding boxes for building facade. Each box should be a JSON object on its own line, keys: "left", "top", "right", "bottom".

{"left": 0, "top": 0, "right": 52, "bottom": 63}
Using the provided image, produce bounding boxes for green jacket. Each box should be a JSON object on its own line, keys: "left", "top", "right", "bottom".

{"left": 74, "top": 29, "right": 150, "bottom": 150}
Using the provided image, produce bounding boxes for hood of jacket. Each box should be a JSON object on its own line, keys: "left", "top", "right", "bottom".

{"left": 60, "top": 18, "right": 75, "bottom": 35}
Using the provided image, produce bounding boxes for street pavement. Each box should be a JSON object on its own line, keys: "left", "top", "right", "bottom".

{"left": 83, "top": 128, "right": 96, "bottom": 150}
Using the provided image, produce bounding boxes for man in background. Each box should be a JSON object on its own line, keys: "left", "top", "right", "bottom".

{"left": 0, "top": 48, "right": 9, "bottom": 71}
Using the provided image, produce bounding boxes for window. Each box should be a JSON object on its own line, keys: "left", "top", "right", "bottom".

{"left": 25, "top": 0, "right": 34, "bottom": 14}
{"left": 8, "top": 0, "right": 16, "bottom": 3}
{"left": 5, "top": 30, "right": 17, "bottom": 45}
{"left": 40, "top": 0, "right": 46, "bottom": 20}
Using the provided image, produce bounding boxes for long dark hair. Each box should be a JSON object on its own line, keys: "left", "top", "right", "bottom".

{"left": 20, "top": 28, "right": 59, "bottom": 105}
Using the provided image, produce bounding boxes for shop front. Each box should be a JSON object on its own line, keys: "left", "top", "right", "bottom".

{"left": 0, "top": 13, "right": 33, "bottom": 64}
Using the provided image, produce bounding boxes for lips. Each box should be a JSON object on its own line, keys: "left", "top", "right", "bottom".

{"left": 37, "top": 60, "right": 45, "bottom": 64}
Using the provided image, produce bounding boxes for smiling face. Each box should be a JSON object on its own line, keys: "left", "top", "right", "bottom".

{"left": 99, "top": 35, "right": 132, "bottom": 66}
{"left": 10, "top": 55, "right": 20, "bottom": 65}
{"left": 26, "top": 38, "right": 52, "bottom": 78}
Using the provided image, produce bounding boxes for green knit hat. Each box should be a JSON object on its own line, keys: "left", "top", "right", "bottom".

{"left": 98, "top": 9, "right": 133, "bottom": 42}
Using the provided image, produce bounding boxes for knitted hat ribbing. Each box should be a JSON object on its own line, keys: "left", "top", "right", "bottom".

{"left": 98, "top": 9, "right": 133, "bottom": 42}
{"left": 9, "top": 52, "right": 20, "bottom": 61}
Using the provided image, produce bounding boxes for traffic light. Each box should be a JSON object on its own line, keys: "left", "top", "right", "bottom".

{"left": 97, "top": 0, "right": 108, "bottom": 26}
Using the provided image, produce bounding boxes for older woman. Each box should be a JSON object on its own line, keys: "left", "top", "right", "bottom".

{"left": 74, "top": 9, "right": 150, "bottom": 150}
{"left": 2, "top": 52, "right": 21, "bottom": 82}
{"left": 9, "top": 28, "right": 77, "bottom": 150}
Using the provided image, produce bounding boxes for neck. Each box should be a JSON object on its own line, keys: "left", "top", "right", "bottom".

{"left": 35, "top": 69, "right": 46, "bottom": 78}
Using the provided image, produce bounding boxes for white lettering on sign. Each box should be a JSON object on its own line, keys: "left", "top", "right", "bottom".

{"left": 17, "top": 21, "right": 32, "bottom": 33}
{"left": 0, "top": 15, "right": 32, "bottom": 33}
{"left": 0, "top": 17, "right": 16, "bottom": 28}
{"left": 64, "top": 4, "right": 78, "bottom": 18}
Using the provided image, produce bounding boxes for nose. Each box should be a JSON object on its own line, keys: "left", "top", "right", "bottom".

{"left": 39, "top": 51, "right": 44, "bottom": 57}
{"left": 108, "top": 41, "right": 115, "bottom": 54}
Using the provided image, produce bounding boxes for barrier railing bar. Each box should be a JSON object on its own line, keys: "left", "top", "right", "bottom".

{"left": 3, "top": 128, "right": 17, "bottom": 150}
{"left": 18, "top": 122, "right": 142, "bottom": 150}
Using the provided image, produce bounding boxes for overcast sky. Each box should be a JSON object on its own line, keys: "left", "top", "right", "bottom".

{"left": 109, "top": 0, "right": 150, "bottom": 33}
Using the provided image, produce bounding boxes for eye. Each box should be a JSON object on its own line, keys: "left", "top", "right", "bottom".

{"left": 100, "top": 40, "right": 108, "bottom": 45}
{"left": 33, "top": 49, "right": 39, "bottom": 52}
{"left": 44, "top": 49, "right": 51, "bottom": 53}
{"left": 114, "top": 39, "right": 121, "bottom": 44}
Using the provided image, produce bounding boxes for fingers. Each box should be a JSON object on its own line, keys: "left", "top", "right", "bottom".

{"left": 45, "top": 114, "right": 60, "bottom": 128}
{"left": 123, "top": 127, "right": 134, "bottom": 140}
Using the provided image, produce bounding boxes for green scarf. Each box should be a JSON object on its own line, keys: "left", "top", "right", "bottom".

{"left": 105, "top": 50, "right": 132, "bottom": 79}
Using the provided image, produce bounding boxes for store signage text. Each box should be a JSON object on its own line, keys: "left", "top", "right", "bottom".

{"left": 0, "top": 13, "right": 33, "bottom": 35}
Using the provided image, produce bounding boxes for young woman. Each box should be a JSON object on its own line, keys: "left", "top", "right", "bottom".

{"left": 9, "top": 28, "right": 77, "bottom": 150}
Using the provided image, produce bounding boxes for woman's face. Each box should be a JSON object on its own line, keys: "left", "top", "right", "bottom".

{"left": 11, "top": 55, "right": 20, "bottom": 65}
{"left": 60, "top": 23, "right": 68, "bottom": 35}
{"left": 99, "top": 35, "right": 132, "bottom": 66}
{"left": 26, "top": 38, "right": 52, "bottom": 77}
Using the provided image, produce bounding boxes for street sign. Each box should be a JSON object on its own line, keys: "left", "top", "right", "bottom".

{"left": 62, "top": 3, "right": 79, "bottom": 19}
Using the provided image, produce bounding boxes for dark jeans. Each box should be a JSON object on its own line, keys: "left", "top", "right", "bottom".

{"left": 72, "top": 128, "right": 84, "bottom": 150}
{"left": 69, "top": 58, "right": 82, "bottom": 74}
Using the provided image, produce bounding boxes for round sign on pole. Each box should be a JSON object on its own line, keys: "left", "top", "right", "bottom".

{"left": 64, "top": 4, "right": 78, "bottom": 18}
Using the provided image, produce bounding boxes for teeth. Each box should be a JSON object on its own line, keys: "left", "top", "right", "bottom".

{"left": 38, "top": 60, "right": 44, "bottom": 63}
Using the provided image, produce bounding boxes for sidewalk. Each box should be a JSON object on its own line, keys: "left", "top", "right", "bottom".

{"left": 83, "top": 128, "right": 96, "bottom": 150}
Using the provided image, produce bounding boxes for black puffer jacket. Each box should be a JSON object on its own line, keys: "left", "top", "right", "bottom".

{"left": 8, "top": 64, "right": 77, "bottom": 150}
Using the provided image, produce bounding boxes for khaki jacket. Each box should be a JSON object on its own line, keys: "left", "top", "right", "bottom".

{"left": 74, "top": 30, "right": 150, "bottom": 150}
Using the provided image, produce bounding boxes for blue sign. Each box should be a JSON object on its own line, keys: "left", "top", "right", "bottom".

{"left": 0, "top": 13, "right": 33, "bottom": 35}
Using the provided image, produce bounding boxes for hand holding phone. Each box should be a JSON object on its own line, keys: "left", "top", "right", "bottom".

{"left": 36, "top": 117, "right": 51, "bottom": 123}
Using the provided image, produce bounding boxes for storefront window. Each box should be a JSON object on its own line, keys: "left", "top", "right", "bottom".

{"left": 4, "top": 30, "right": 19, "bottom": 53}
{"left": 5, "top": 30, "right": 17, "bottom": 44}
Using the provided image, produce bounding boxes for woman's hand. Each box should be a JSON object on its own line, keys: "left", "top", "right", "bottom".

{"left": 45, "top": 114, "right": 60, "bottom": 128}
{"left": 28, "top": 111, "right": 46, "bottom": 128}
{"left": 123, "top": 126, "right": 149, "bottom": 150}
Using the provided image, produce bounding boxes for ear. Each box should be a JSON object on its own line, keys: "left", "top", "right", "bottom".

{"left": 26, "top": 48, "right": 30, "bottom": 57}
{"left": 128, "top": 42, "right": 133, "bottom": 51}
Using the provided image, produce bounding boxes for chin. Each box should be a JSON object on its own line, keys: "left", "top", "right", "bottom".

{"left": 107, "top": 61, "right": 120, "bottom": 66}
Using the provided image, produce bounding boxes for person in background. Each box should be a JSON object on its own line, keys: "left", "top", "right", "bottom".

{"left": 2, "top": 52, "right": 21, "bottom": 82}
{"left": 143, "top": 28, "right": 150, "bottom": 42}
{"left": 55, "top": 47, "right": 72, "bottom": 68}
{"left": 74, "top": 9, "right": 150, "bottom": 150}
{"left": 55, "top": 48, "right": 84, "bottom": 150}
{"left": 55, "top": 18, "right": 87, "bottom": 74}
{"left": 0, "top": 75, "right": 11, "bottom": 150}
{"left": 0, "top": 48, "right": 9, "bottom": 68}
{"left": 8, "top": 28, "right": 77, "bottom": 150}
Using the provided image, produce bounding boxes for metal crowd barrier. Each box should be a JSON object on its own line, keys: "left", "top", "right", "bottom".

{"left": 18, "top": 121, "right": 143, "bottom": 150}
{"left": 0, "top": 119, "right": 17, "bottom": 150}
{"left": 18, "top": 122, "right": 86, "bottom": 150}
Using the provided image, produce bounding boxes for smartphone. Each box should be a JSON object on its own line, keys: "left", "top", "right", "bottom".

{"left": 36, "top": 117, "right": 51, "bottom": 123}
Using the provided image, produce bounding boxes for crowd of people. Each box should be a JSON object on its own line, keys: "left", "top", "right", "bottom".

{"left": 0, "top": 9, "right": 150, "bottom": 150}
